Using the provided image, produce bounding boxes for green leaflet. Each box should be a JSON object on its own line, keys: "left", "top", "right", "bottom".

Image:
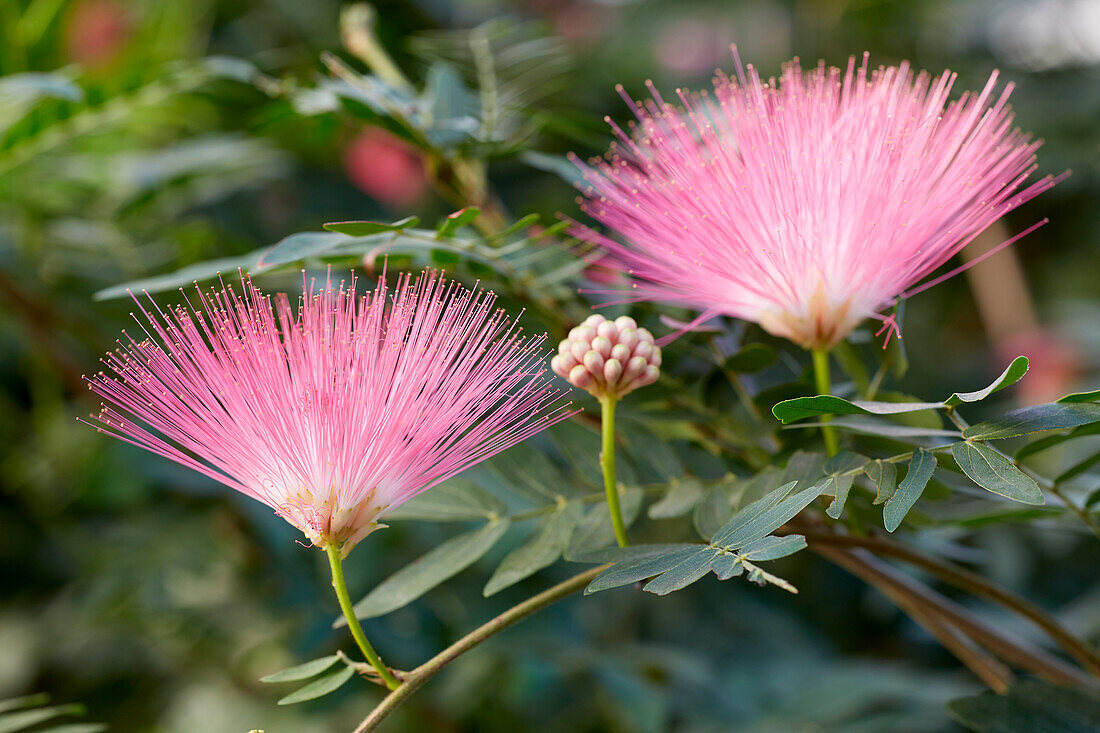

{"left": 883, "top": 448, "right": 936, "bottom": 532}
{"left": 952, "top": 442, "right": 1044, "bottom": 505}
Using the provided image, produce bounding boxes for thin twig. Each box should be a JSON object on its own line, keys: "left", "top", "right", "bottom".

{"left": 353, "top": 565, "right": 607, "bottom": 732}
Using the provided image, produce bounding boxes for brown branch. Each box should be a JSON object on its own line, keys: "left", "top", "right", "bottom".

{"left": 800, "top": 530, "right": 1100, "bottom": 677}
{"left": 813, "top": 545, "right": 1094, "bottom": 688}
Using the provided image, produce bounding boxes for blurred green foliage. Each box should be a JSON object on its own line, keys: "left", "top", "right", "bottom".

{"left": 2, "top": 1, "right": 1100, "bottom": 731}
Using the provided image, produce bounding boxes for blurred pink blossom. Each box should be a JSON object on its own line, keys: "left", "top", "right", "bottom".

{"left": 64, "top": 0, "right": 131, "bottom": 68}
{"left": 344, "top": 129, "right": 427, "bottom": 208}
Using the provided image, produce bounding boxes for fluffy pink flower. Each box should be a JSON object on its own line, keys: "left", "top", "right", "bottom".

{"left": 572, "top": 52, "right": 1064, "bottom": 349}
{"left": 85, "top": 271, "right": 573, "bottom": 554}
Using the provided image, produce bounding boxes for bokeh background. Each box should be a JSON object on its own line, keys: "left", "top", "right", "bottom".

{"left": 2, "top": 0, "right": 1099, "bottom": 730}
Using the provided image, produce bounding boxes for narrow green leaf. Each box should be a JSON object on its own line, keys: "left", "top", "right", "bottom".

{"left": 0, "top": 696, "right": 49, "bottom": 715}
{"left": 260, "top": 655, "right": 339, "bottom": 683}
{"left": 713, "top": 481, "right": 826, "bottom": 548}
{"left": 1058, "top": 389, "right": 1100, "bottom": 404}
{"left": 692, "top": 485, "right": 735, "bottom": 539}
{"left": 520, "top": 150, "right": 584, "bottom": 186}
{"left": 571, "top": 543, "right": 695, "bottom": 565}
{"left": 739, "top": 534, "right": 807, "bottom": 561}
{"left": 483, "top": 501, "right": 582, "bottom": 596}
{"left": 648, "top": 478, "right": 705, "bottom": 519}
{"left": 944, "top": 356, "right": 1029, "bottom": 406}
{"left": 384, "top": 479, "right": 505, "bottom": 521}
{"left": 782, "top": 451, "right": 827, "bottom": 490}
{"left": 584, "top": 545, "right": 701, "bottom": 594}
{"left": 36, "top": 723, "right": 108, "bottom": 733}
{"left": 1016, "top": 422, "right": 1100, "bottom": 461}
{"left": 884, "top": 448, "right": 936, "bottom": 531}
{"left": 825, "top": 475, "right": 854, "bottom": 520}
{"left": 964, "top": 403, "right": 1100, "bottom": 441}
{"left": 276, "top": 665, "right": 355, "bottom": 705}
{"left": 952, "top": 442, "right": 1044, "bottom": 505}
{"left": 642, "top": 547, "right": 721, "bottom": 595}
{"left": 725, "top": 344, "right": 777, "bottom": 373}
{"left": 492, "top": 213, "right": 540, "bottom": 239}
{"left": 563, "top": 489, "right": 642, "bottom": 560}
{"left": 257, "top": 231, "right": 358, "bottom": 267}
{"left": 322, "top": 217, "right": 420, "bottom": 236}
{"left": 772, "top": 395, "right": 943, "bottom": 424}
{"left": 865, "top": 460, "right": 898, "bottom": 505}
{"left": 348, "top": 519, "right": 511, "bottom": 620}
{"left": 436, "top": 207, "right": 480, "bottom": 238}
{"left": 0, "top": 705, "right": 83, "bottom": 733}
{"left": 1055, "top": 451, "right": 1100, "bottom": 484}
{"left": 93, "top": 247, "right": 269, "bottom": 300}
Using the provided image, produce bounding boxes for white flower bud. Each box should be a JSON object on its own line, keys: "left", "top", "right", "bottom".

{"left": 552, "top": 317, "right": 662, "bottom": 398}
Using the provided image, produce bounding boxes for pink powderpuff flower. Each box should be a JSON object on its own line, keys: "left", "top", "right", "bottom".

{"left": 571, "top": 51, "right": 1065, "bottom": 349}
{"left": 84, "top": 270, "right": 574, "bottom": 555}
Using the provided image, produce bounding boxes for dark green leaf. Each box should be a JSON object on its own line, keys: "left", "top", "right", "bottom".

{"left": 1058, "top": 389, "right": 1100, "bottom": 404}
{"left": 772, "top": 395, "right": 943, "bottom": 424}
{"left": 952, "top": 442, "right": 1044, "bottom": 505}
{"left": 384, "top": 479, "right": 505, "bottom": 521}
{"left": 648, "top": 478, "right": 705, "bottom": 520}
{"left": 713, "top": 481, "right": 826, "bottom": 548}
{"left": 483, "top": 501, "right": 582, "bottom": 596}
{"left": 321, "top": 217, "right": 420, "bottom": 236}
{"left": 944, "top": 357, "right": 1029, "bottom": 406}
{"left": 642, "top": 547, "right": 722, "bottom": 595}
{"left": 348, "top": 519, "right": 511, "bottom": 620}
{"left": 1055, "top": 451, "right": 1100, "bottom": 484}
{"left": 884, "top": 448, "right": 936, "bottom": 531}
{"left": 0, "top": 696, "right": 49, "bottom": 716}
{"left": 571, "top": 543, "right": 696, "bottom": 565}
{"left": 825, "top": 476, "right": 854, "bottom": 520}
{"left": 964, "top": 403, "right": 1100, "bottom": 441}
{"left": 0, "top": 705, "right": 83, "bottom": 733}
{"left": 492, "top": 213, "right": 541, "bottom": 239}
{"left": 1015, "top": 423, "right": 1100, "bottom": 460}
{"left": 584, "top": 545, "right": 702, "bottom": 593}
{"left": 276, "top": 665, "right": 355, "bottom": 705}
{"left": 258, "top": 231, "right": 357, "bottom": 266}
{"left": 725, "top": 344, "right": 777, "bottom": 373}
{"left": 436, "top": 207, "right": 481, "bottom": 238}
{"left": 865, "top": 460, "right": 898, "bottom": 505}
{"left": 93, "top": 248, "right": 268, "bottom": 300}
{"left": 739, "top": 534, "right": 807, "bottom": 561}
{"left": 693, "top": 485, "right": 735, "bottom": 539}
{"left": 948, "top": 680, "right": 1100, "bottom": 733}
{"left": 260, "top": 655, "right": 339, "bottom": 683}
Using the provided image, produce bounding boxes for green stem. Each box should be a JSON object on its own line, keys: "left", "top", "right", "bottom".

{"left": 600, "top": 395, "right": 629, "bottom": 547}
{"left": 353, "top": 565, "right": 606, "bottom": 732}
{"left": 811, "top": 347, "right": 839, "bottom": 456}
{"left": 325, "top": 544, "right": 400, "bottom": 690}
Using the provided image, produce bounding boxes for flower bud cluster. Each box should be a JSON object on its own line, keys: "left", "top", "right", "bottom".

{"left": 551, "top": 314, "right": 661, "bottom": 399}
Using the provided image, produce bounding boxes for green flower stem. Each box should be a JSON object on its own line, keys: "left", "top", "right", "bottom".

{"left": 811, "top": 347, "right": 839, "bottom": 456}
{"left": 325, "top": 544, "right": 400, "bottom": 691}
{"left": 600, "top": 394, "right": 630, "bottom": 547}
{"left": 353, "top": 565, "right": 607, "bottom": 733}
